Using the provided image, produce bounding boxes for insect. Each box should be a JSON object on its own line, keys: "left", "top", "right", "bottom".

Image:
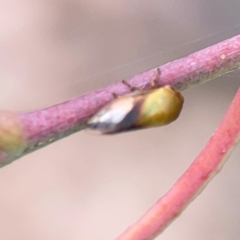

{"left": 87, "top": 69, "right": 184, "bottom": 134}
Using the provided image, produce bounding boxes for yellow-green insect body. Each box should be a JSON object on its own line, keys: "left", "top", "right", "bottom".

{"left": 134, "top": 86, "right": 183, "bottom": 127}
{"left": 87, "top": 85, "right": 184, "bottom": 134}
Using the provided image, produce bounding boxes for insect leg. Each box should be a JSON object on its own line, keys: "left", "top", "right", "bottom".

{"left": 122, "top": 80, "right": 141, "bottom": 91}
{"left": 122, "top": 68, "right": 161, "bottom": 91}
{"left": 111, "top": 80, "right": 141, "bottom": 99}
{"left": 151, "top": 68, "right": 161, "bottom": 89}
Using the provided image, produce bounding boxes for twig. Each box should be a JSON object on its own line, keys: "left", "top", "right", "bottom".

{"left": 0, "top": 34, "right": 240, "bottom": 167}
{"left": 116, "top": 87, "right": 240, "bottom": 240}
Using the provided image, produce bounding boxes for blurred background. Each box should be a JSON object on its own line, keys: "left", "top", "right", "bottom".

{"left": 0, "top": 0, "right": 240, "bottom": 239}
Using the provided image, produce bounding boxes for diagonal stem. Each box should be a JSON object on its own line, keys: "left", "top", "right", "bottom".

{"left": 116, "top": 88, "right": 240, "bottom": 240}
{"left": 0, "top": 35, "right": 240, "bottom": 167}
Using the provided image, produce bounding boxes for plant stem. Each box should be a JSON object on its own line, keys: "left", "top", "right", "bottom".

{"left": 0, "top": 34, "right": 240, "bottom": 167}
{"left": 116, "top": 87, "right": 240, "bottom": 240}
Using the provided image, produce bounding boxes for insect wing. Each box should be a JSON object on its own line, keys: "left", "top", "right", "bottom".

{"left": 87, "top": 96, "right": 139, "bottom": 134}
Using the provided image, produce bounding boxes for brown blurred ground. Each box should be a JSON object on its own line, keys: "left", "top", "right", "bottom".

{"left": 0, "top": 1, "right": 240, "bottom": 240}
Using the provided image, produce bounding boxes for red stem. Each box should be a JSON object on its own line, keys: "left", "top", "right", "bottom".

{"left": 116, "top": 88, "right": 240, "bottom": 240}
{"left": 1, "top": 35, "right": 240, "bottom": 166}
{"left": 20, "top": 35, "right": 240, "bottom": 149}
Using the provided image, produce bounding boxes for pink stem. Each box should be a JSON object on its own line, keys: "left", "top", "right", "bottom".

{"left": 0, "top": 35, "right": 240, "bottom": 167}
{"left": 116, "top": 87, "right": 240, "bottom": 240}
